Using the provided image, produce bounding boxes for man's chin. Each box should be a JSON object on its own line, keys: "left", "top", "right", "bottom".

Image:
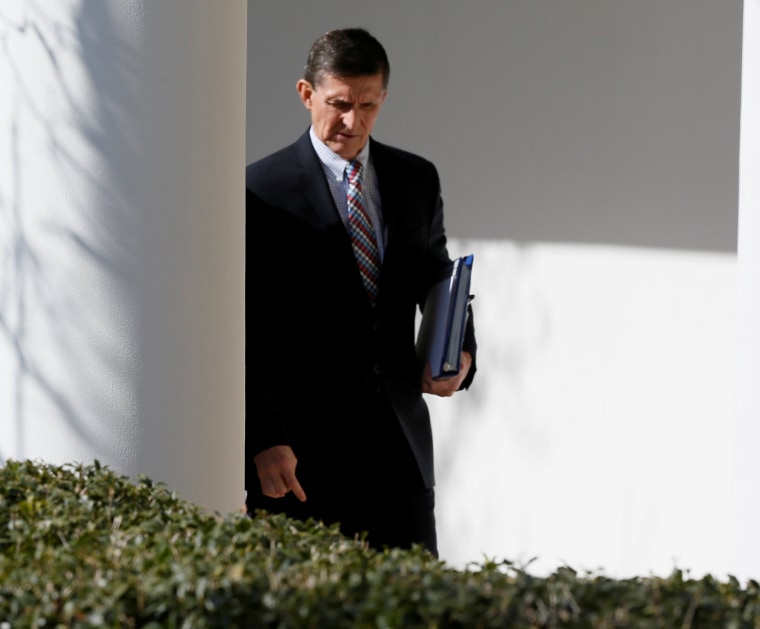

{"left": 329, "top": 137, "right": 364, "bottom": 160}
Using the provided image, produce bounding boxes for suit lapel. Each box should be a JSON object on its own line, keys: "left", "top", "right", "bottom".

{"left": 370, "top": 139, "right": 409, "bottom": 309}
{"left": 370, "top": 139, "right": 400, "bottom": 241}
{"left": 295, "top": 131, "right": 374, "bottom": 306}
{"left": 372, "top": 139, "right": 413, "bottom": 268}
{"left": 294, "top": 131, "right": 344, "bottom": 229}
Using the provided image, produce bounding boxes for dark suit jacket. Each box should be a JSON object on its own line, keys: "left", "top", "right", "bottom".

{"left": 245, "top": 130, "right": 476, "bottom": 498}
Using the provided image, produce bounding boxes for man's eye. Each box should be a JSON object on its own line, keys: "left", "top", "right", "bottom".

{"left": 329, "top": 101, "right": 351, "bottom": 112}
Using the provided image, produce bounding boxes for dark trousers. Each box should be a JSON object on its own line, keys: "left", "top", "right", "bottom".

{"left": 250, "top": 484, "right": 437, "bottom": 555}
{"left": 247, "top": 389, "right": 438, "bottom": 555}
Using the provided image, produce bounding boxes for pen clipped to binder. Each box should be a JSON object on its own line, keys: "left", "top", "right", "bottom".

{"left": 416, "top": 254, "right": 474, "bottom": 380}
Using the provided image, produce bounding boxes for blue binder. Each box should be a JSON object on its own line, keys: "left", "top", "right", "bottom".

{"left": 416, "top": 254, "right": 474, "bottom": 379}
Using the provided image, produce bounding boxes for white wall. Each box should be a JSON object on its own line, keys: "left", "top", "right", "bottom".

{"left": 734, "top": 0, "right": 760, "bottom": 578}
{"left": 246, "top": 1, "right": 750, "bottom": 578}
{"left": 430, "top": 240, "right": 736, "bottom": 577}
{"left": 0, "top": 1, "right": 247, "bottom": 514}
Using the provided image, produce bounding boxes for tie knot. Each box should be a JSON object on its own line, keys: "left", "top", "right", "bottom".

{"left": 346, "top": 159, "right": 363, "bottom": 184}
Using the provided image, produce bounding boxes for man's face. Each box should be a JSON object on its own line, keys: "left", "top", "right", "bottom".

{"left": 297, "top": 72, "right": 387, "bottom": 160}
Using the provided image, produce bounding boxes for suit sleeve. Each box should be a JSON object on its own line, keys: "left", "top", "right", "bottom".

{"left": 245, "top": 185, "right": 291, "bottom": 489}
{"left": 422, "top": 165, "right": 477, "bottom": 390}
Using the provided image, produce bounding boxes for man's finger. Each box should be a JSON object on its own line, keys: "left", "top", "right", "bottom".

{"left": 289, "top": 477, "right": 307, "bottom": 502}
{"left": 280, "top": 466, "right": 307, "bottom": 502}
{"left": 421, "top": 362, "right": 434, "bottom": 393}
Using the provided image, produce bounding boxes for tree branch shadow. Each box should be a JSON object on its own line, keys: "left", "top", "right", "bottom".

{"left": 0, "top": 1, "right": 142, "bottom": 465}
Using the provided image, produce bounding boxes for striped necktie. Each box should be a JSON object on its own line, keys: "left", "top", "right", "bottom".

{"left": 345, "top": 159, "right": 381, "bottom": 304}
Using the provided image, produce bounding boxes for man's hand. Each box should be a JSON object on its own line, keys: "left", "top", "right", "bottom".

{"left": 422, "top": 351, "right": 473, "bottom": 397}
{"left": 253, "top": 445, "right": 307, "bottom": 502}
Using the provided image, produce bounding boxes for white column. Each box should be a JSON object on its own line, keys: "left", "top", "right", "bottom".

{"left": 734, "top": 0, "right": 760, "bottom": 579}
{"left": 0, "top": 1, "right": 246, "bottom": 513}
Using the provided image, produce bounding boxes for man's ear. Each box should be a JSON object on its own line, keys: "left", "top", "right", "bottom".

{"left": 296, "top": 79, "right": 314, "bottom": 110}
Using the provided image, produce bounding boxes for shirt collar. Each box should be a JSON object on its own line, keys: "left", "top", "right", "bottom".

{"left": 309, "top": 126, "right": 371, "bottom": 181}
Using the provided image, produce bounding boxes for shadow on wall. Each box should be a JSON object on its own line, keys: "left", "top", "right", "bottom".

{"left": 245, "top": 0, "right": 743, "bottom": 254}
{"left": 428, "top": 238, "right": 737, "bottom": 575}
{"left": 0, "top": 1, "right": 141, "bottom": 463}
{"left": 431, "top": 241, "right": 553, "bottom": 491}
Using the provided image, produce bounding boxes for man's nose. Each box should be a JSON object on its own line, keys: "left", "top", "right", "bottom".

{"left": 342, "top": 108, "right": 357, "bottom": 130}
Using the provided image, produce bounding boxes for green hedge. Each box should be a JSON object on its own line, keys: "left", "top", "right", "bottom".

{"left": 1, "top": 460, "right": 758, "bottom": 628}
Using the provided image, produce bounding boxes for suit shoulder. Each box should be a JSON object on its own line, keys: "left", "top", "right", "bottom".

{"left": 370, "top": 140, "right": 438, "bottom": 175}
{"left": 246, "top": 143, "right": 299, "bottom": 191}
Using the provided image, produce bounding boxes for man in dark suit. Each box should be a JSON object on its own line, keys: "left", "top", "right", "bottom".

{"left": 245, "top": 28, "right": 476, "bottom": 555}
